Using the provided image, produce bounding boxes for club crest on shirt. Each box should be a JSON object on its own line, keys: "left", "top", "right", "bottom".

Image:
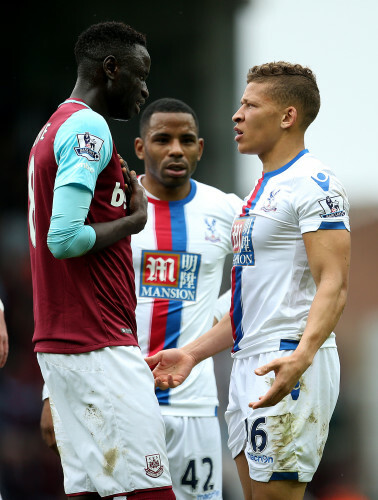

{"left": 318, "top": 195, "right": 345, "bottom": 218}
{"left": 139, "top": 250, "right": 201, "bottom": 301}
{"left": 231, "top": 216, "right": 256, "bottom": 267}
{"left": 145, "top": 454, "right": 164, "bottom": 478}
{"left": 204, "top": 217, "right": 221, "bottom": 242}
{"left": 260, "top": 189, "right": 280, "bottom": 212}
{"left": 74, "top": 132, "right": 104, "bottom": 161}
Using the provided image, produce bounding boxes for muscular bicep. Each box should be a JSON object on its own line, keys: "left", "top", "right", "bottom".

{"left": 302, "top": 229, "right": 351, "bottom": 288}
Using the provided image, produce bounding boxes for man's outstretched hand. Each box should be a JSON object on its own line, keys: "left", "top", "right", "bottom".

{"left": 145, "top": 349, "right": 196, "bottom": 390}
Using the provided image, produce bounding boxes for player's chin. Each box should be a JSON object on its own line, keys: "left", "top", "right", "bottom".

{"left": 236, "top": 142, "right": 248, "bottom": 154}
{"left": 238, "top": 143, "right": 257, "bottom": 155}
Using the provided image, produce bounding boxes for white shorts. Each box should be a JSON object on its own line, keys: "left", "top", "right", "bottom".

{"left": 163, "top": 415, "right": 222, "bottom": 500}
{"left": 225, "top": 346, "right": 340, "bottom": 483}
{"left": 37, "top": 346, "right": 172, "bottom": 498}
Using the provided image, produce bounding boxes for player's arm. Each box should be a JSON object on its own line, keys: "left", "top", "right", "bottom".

{"left": 47, "top": 170, "right": 147, "bottom": 259}
{"left": 89, "top": 166, "right": 147, "bottom": 253}
{"left": 48, "top": 113, "right": 147, "bottom": 259}
{"left": 146, "top": 312, "right": 234, "bottom": 389}
{"left": 250, "top": 228, "right": 351, "bottom": 409}
{"left": 0, "top": 299, "right": 9, "bottom": 368}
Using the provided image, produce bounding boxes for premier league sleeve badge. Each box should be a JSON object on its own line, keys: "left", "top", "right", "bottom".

{"left": 74, "top": 132, "right": 104, "bottom": 161}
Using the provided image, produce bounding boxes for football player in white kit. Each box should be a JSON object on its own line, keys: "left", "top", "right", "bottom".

{"left": 146, "top": 62, "right": 351, "bottom": 500}
{"left": 132, "top": 97, "right": 243, "bottom": 499}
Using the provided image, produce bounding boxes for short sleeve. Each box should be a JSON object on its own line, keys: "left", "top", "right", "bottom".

{"left": 53, "top": 108, "right": 113, "bottom": 195}
{"left": 293, "top": 169, "right": 350, "bottom": 234}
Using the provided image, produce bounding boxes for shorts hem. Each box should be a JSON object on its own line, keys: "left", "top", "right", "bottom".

{"left": 105, "top": 486, "right": 174, "bottom": 499}
{"left": 250, "top": 470, "right": 314, "bottom": 483}
{"left": 67, "top": 486, "right": 173, "bottom": 498}
{"left": 67, "top": 494, "right": 98, "bottom": 498}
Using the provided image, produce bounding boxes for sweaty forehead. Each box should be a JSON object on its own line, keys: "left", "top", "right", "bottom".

{"left": 147, "top": 112, "right": 198, "bottom": 135}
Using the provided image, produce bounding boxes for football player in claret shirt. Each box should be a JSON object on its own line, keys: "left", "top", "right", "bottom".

{"left": 28, "top": 21, "right": 174, "bottom": 500}
{"left": 41, "top": 97, "right": 243, "bottom": 499}
{"left": 146, "top": 63, "right": 351, "bottom": 500}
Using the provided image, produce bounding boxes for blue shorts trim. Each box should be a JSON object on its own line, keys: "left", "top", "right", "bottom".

{"left": 279, "top": 339, "right": 299, "bottom": 350}
{"left": 270, "top": 472, "right": 299, "bottom": 481}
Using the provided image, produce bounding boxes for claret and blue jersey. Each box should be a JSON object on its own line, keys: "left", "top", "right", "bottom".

{"left": 230, "top": 149, "right": 350, "bottom": 357}
{"left": 28, "top": 99, "right": 138, "bottom": 353}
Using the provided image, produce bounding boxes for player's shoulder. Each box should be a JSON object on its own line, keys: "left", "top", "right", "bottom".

{"left": 291, "top": 152, "right": 330, "bottom": 176}
{"left": 54, "top": 104, "right": 112, "bottom": 158}
{"left": 290, "top": 152, "right": 346, "bottom": 193}
{"left": 63, "top": 106, "right": 110, "bottom": 137}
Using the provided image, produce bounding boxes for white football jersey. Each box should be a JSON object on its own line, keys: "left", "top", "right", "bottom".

{"left": 132, "top": 177, "right": 243, "bottom": 416}
{"left": 230, "top": 150, "right": 350, "bottom": 358}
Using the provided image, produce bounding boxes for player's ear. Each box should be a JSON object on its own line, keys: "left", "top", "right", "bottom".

{"left": 281, "top": 106, "right": 297, "bottom": 129}
{"left": 103, "top": 55, "right": 117, "bottom": 80}
{"left": 134, "top": 137, "right": 145, "bottom": 160}
{"left": 197, "top": 138, "right": 204, "bottom": 161}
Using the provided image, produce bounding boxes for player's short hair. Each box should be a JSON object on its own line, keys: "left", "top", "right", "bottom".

{"left": 247, "top": 62, "right": 320, "bottom": 130}
{"left": 139, "top": 98, "right": 199, "bottom": 137}
{"left": 74, "top": 21, "right": 146, "bottom": 67}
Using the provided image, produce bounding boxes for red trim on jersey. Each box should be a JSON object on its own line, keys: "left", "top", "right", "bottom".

{"left": 242, "top": 175, "right": 264, "bottom": 216}
{"left": 153, "top": 199, "right": 172, "bottom": 248}
{"left": 149, "top": 300, "right": 170, "bottom": 356}
{"left": 148, "top": 201, "right": 172, "bottom": 356}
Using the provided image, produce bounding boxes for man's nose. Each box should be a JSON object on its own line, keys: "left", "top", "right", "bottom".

{"left": 142, "top": 82, "right": 149, "bottom": 99}
{"left": 169, "top": 139, "right": 184, "bottom": 156}
{"left": 232, "top": 106, "right": 243, "bottom": 123}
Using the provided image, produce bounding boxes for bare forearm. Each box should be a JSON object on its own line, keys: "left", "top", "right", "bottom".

{"left": 295, "top": 280, "right": 348, "bottom": 365}
{"left": 182, "top": 313, "right": 234, "bottom": 365}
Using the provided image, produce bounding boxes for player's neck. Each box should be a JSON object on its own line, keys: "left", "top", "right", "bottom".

{"left": 70, "top": 82, "right": 107, "bottom": 117}
{"left": 140, "top": 175, "right": 192, "bottom": 201}
{"left": 259, "top": 135, "right": 305, "bottom": 173}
